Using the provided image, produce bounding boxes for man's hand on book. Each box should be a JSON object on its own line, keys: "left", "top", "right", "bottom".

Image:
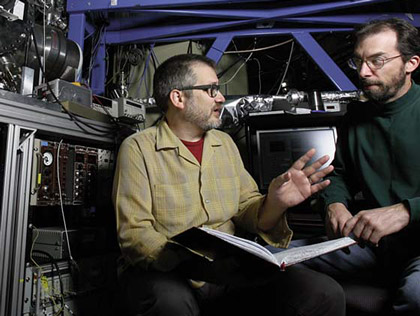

{"left": 259, "top": 149, "right": 334, "bottom": 231}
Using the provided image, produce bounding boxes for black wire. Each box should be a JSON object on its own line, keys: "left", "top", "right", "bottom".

{"left": 151, "top": 113, "right": 164, "bottom": 126}
{"left": 266, "top": 71, "right": 284, "bottom": 95}
{"left": 24, "top": 27, "right": 33, "bottom": 67}
{"left": 92, "top": 95, "right": 121, "bottom": 128}
{"left": 32, "top": 249, "right": 65, "bottom": 315}
{"left": 231, "top": 124, "right": 244, "bottom": 139}
{"left": 234, "top": 133, "right": 246, "bottom": 142}
{"left": 217, "top": 55, "right": 243, "bottom": 78}
{"left": 217, "top": 38, "right": 258, "bottom": 79}
{"left": 29, "top": 26, "right": 119, "bottom": 137}
{"left": 88, "top": 24, "right": 105, "bottom": 85}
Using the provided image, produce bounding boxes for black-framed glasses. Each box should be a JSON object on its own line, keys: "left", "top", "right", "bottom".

{"left": 347, "top": 54, "right": 403, "bottom": 71}
{"left": 177, "top": 84, "right": 221, "bottom": 98}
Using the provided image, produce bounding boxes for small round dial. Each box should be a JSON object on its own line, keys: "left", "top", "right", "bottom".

{"left": 42, "top": 151, "right": 53, "bottom": 166}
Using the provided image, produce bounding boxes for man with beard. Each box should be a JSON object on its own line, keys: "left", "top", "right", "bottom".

{"left": 279, "top": 18, "right": 420, "bottom": 315}
{"left": 112, "top": 54, "right": 346, "bottom": 316}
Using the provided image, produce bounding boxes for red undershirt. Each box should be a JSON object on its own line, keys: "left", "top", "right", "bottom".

{"left": 181, "top": 137, "right": 205, "bottom": 164}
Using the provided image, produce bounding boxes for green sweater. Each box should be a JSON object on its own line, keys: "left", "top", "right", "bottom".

{"left": 321, "top": 82, "right": 420, "bottom": 222}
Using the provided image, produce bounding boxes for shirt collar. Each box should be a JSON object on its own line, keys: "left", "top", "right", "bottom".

{"left": 377, "top": 80, "right": 419, "bottom": 116}
{"left": 156, "top": 119, "right": 222, "bottom": 151}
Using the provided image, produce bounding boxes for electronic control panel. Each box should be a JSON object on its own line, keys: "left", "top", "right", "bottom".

{"left": 30, "top": 139, "right": 114, "bottom": 206}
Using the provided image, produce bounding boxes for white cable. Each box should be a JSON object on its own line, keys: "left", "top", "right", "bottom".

{"left": 106, "top": 45, "right": 129, "bottom": 85}
{"left": 88, "top": 25, "right": 105, "bottom": 86}
{"left": 224, "top": 38, "right": 293, "bottom": 54}
{"left": 56, "top": 140, "right": 74, "bottom": 261}
{"left": 29, "top": 224, "right": 41, "bottom": 268}
{"left": 275, "top": 41, "right": 295, "bottom": 95}
{"left": 43, "top": 1, "right": 46, "bottom": 82}
{"left": 252, "top": 57, "right": 262, "bottom": 94}
{"left": 220, "top": 52, "right": 253, "bottom": 86}
{"left": 30, "top": 226, "right": 65, "bottom": 316}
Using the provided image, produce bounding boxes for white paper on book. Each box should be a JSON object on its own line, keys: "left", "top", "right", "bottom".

{"left": 200, "top": 227, "right": 280, "bottom": 266}
{"left": 273, "top": 236, "right": 357, "bottom": 268}
{"left": 199, "top": 227, "right": 356, "bottom": 269}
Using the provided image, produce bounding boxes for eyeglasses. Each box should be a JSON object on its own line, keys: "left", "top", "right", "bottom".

{"left": 347, "top": 54, "right": 403, "bottom": 71}
{"left": 177, "top": 84, "right": 221, "bottom": 98}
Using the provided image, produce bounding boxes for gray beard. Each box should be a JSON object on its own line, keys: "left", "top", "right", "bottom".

{"left": 184, "top": 104, "right": 222, "bottom": 131}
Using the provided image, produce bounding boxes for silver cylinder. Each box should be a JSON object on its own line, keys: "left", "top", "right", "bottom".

{"left": 28, "top": 24, "right": 82, "bottom": 82}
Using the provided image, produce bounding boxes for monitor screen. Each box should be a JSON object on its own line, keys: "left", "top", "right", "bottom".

{"left": 256, "top": 126, "right": 337, "bottom": 189}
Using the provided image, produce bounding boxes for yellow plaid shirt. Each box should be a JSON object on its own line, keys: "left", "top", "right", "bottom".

{"left": 112, "top": 119, "right": 292, "bottom": 271}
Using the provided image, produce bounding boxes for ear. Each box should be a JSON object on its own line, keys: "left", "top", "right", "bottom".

{"left": 405, "top": 55, "right": 420, "bottom": 74}
{"left": 169, "top": 89, "right": 185, "bottom": 110}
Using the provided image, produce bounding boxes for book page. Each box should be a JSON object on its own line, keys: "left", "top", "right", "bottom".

{"left": 199, "top": 227, "right": 279, "bottom": 266}
{"left": 273, "top": 237, "right": 356, "bottom": 267}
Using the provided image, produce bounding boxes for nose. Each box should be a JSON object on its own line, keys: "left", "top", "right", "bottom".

{"left": 358, "top": 60, "right": 373, "bottom": 78}
{"left": 215, "top": 90, "right": 226, "bottom": 103}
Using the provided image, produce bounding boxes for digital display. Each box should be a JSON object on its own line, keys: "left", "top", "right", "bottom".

{"left": 256, "top": 127, "right": 337, "bottom": 189}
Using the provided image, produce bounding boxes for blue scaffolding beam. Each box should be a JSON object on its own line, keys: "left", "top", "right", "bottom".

{"left": 66, "top": 0, "right": 418, "bottom": 94}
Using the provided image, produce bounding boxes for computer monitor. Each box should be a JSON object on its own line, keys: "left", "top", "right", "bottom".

{"left": 256, "top": 126, "right": 337, "bottom": 190}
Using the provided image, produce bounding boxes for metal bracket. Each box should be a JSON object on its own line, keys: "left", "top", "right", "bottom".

{"left": 18, "top": 130, "right": 36, "bottom": 152}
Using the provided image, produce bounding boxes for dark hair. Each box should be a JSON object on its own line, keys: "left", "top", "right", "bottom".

{"left": 354, "top": 18, "right": 420, "bottom": 62}
{"left": 153, "top": 54, "right": 216, "bottom": 112}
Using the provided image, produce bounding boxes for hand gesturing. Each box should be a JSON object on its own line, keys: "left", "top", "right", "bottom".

{"left": 268, "top": 148, "right": 334, "bottom": 209}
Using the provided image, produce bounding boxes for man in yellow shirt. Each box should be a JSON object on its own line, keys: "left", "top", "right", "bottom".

{"left": 113, "top": 54, "right": 345, "bottom": 316}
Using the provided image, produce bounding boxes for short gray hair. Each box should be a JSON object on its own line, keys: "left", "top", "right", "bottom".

{"left": 153, "top": 54, "right": 217, "bottom": 112}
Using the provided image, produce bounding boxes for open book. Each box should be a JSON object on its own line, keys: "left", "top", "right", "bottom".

{"left": 172, "top": 227, "right": 356, "bottom": 270}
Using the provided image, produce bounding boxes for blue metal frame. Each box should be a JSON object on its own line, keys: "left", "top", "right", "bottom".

{"left": 112, "top": 0, "right": 391, "bottom": 19}
{"left": 90, "top": 35, "right": 107, "bottom": 94}
{"left": 293, "top": 32, "right": 356, "bottom": 91}
{"left": 67, "top": 0, "right": 271, "bottom": 13}
{"left": 66, "top": 0, "right": 418, "bottom": 94}
{"left": 206, "top": 35, "right": 233, "bottom": 63}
